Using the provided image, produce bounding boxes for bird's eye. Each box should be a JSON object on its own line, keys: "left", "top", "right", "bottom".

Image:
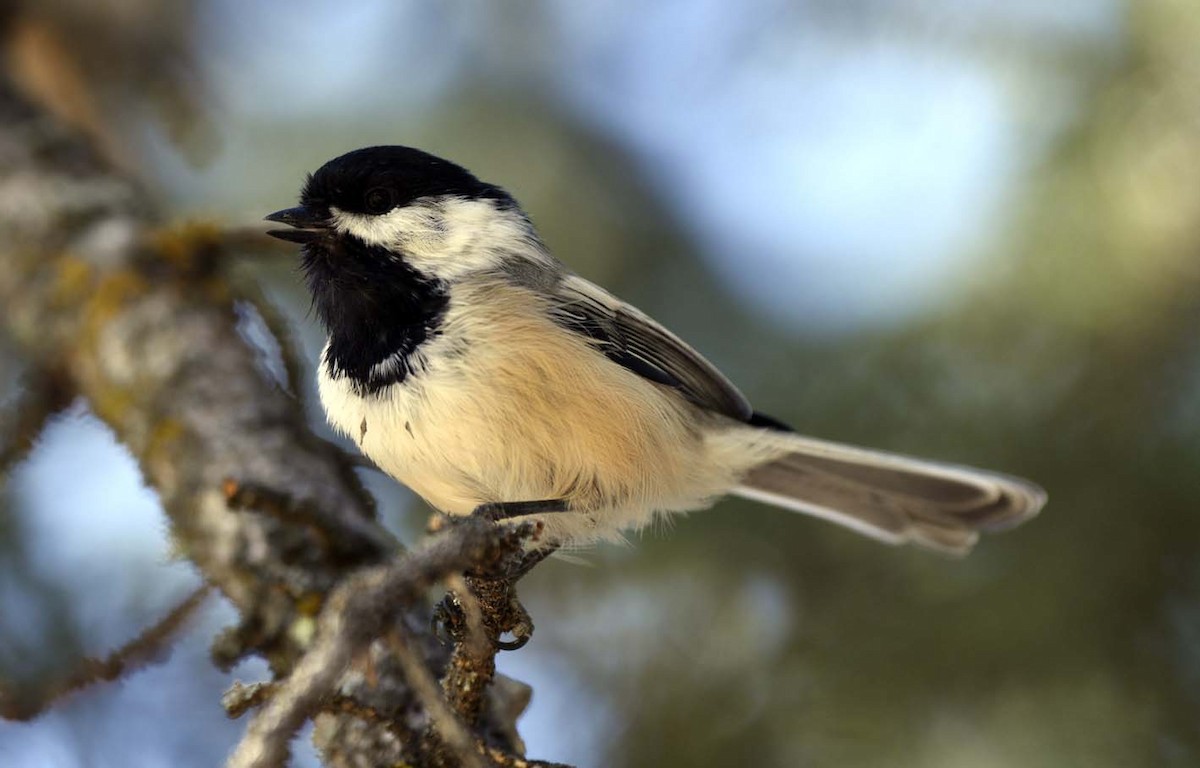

{"left": 363, "top": 187, "right": 396, "bottom": 214}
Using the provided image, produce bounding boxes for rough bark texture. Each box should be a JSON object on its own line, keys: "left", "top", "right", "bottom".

{"left": 0, "top": 76, "right": 562, "bottom": 767}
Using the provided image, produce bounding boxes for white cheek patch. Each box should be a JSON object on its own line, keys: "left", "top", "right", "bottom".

{"left": 330, "top": 198, "right": 538, "bottom": 281}
{"left": 331, "top": 205, "right": 441, "bottom": 249}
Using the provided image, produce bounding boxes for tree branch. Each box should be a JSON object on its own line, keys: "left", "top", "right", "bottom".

{"left": 0, "top": 365, "right": 74, "bottom": 472}
{"left": 226, "top": 518, "right": 537, "bottom": 768}
{"left": 0, "top": 76, "right": 565, "bottom": 766}
{"left": 0, "top": 585, "right": 212, "bottom": 721}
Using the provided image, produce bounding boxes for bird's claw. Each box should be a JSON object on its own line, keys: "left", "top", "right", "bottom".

{"left": 431, "top": 590, "right": 534, "bottom": 651}
{"left": 471, "top": 501, "right": 507, "bottom": 523}
{"left": 494, "top": 598, "right": 533, "bottom": 651}
{"left": 431, "top": 592, "right": 466, "bottom": 645}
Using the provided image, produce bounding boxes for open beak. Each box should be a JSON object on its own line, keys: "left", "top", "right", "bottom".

{"left": 264, "top": 206, "right": 329, "bottom": 244}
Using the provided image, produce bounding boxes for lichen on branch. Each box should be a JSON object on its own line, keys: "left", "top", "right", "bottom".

{"left": 0, "top": 78, "right": 564, "bottom": 767}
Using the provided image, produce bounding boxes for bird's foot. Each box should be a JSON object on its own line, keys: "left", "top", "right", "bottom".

{"left": 430, "top": 591, "right": 466, "bottom": 646}
{"left": 431, "top": 581, "right": 536, "bottom": 651}
{"left": 470, "top": 498, "right": 570, "bottom": 522}
{"left": 427, "top": 500, "right": 563, "bottom": 650}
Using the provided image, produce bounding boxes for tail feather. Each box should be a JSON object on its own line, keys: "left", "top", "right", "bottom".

{"left": 734, "top": 435, "right": 1046, "bottom": 555}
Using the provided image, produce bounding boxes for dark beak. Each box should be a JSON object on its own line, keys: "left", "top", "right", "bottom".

{"left": 264, "top": 206, "right": 329, "bottom": 244}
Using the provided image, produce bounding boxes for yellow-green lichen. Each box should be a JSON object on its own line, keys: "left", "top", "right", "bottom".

{"left": 289, "top": 614, "right": 317, "bottom": 648}
{"left": 86, "top": 383, "right": 136, "bottom": 426}
{"left": 146, "top": 220, "right": 224, "bottom": 273}
{"left": 83, "top": 269, "right": 149, "bottom": 333}
{"left": 146, "top": 417, "right": 185, "bottom": 458}
{"left": 296, "top": 591, "right": 325, "bottom": 618}
{"left": 49, "top": 255, "right": 95, "bottom": 308}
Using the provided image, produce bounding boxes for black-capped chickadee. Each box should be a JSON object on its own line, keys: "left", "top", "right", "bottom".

{"left": 266, "top": 146, "right": 1045, "bottom": 554}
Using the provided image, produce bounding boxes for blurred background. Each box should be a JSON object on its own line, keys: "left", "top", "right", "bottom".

{"left": 2, "top": 1, "right": 1199, "bottom": 766}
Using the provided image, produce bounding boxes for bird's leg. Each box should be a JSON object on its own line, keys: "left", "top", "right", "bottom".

{"left": 476, "top": 543, "right": 557, "bottom": 650}
{"left": 510, "top": 544, "right": 556, "bottom": 580}
{"left": 430, "top": 592, "right": 465, "bottom": 646}
{"left": 470, "top": 498, "right": 570, "bottom": 521}
{"left": 432, "top": 570, "right": 541, "bottom": 650}
{"left": 433, "top": 500, "right": 565, "bottom": 651}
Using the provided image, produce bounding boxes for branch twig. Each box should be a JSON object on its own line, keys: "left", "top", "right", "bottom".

{"left": 225, "top": 518, "right": 532, "bottom": 768}
{"left": 223, "top": 478, "right": 395, "bottom": 562}
{"left": 0, "top": 76, "right": 569, "bottom": 767}
{"left": 0, "top": 585, "right": 212, "bottom": 721}
{"left": 392, "top": 627, "right": 486, "bottom": 768}
{"left": 0, "top": 366, "right": 74, "bottom": 472}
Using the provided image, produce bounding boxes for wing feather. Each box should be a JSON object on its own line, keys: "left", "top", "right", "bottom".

{"left": 548, "top": 275, "right": 753, "bottom": 421}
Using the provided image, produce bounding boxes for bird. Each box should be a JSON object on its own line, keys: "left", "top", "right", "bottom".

{"left": 266, "top": 145, "right": 1045, "bottom": 556}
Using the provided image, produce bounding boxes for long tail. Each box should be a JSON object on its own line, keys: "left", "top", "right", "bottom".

{"left": 733, "top": 432, "right": 1046, "bottom": 555}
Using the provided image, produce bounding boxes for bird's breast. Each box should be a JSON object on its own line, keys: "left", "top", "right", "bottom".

{"left": 317, "top": 287, "right": 711, "bottom": 517}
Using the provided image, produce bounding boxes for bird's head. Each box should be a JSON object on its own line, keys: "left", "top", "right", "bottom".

{"left": 266, "top": 145, "right": 532, "bottom": 289}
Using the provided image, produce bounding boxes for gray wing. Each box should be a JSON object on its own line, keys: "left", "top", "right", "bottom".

{"left": 547, "top": 274, "right": 754, "bottom": 421}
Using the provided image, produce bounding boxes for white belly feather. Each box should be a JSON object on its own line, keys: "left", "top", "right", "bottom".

{"left": 316, "top": 289, "right": 782, "bottom": 546}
